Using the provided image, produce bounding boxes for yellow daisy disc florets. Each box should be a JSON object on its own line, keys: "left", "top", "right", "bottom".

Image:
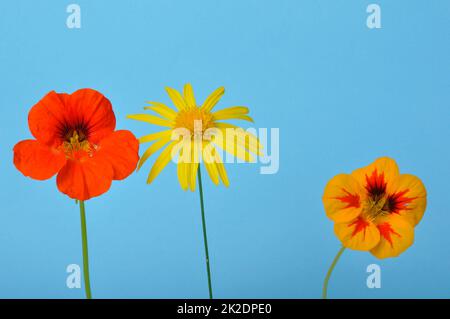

{"left": 174, "top": 107, "right": 214, "bottom": 135}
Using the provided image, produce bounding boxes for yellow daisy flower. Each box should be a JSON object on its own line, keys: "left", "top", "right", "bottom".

{"left": 127, "top": 83, "right": 262, "bottom": 298}
{"left": 127, "top": 83, "right": 262, "bottom": 190}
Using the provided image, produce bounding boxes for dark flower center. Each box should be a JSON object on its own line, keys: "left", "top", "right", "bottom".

{"left": 59, "top": 121, "right": 90, "bottom": 143}
{"left": 58, "top": 122, "right": 93, "bottom": 158}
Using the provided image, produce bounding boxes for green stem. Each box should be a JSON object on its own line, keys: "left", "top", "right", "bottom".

{"left": 197, "top": 166, "right": 213, "bottom": 299}
{"left": 322, "top": 246, "right": 346, "bottom": 299}
{"left": 79, "top": 200, "right": 92, "bottom": 299}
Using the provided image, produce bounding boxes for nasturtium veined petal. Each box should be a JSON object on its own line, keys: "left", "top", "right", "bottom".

{"left": 334, "top": 217, "right": 381, "bottom": 251}
{"left": 386, "top": 173, "right": 427, "bottom": 226}
{"left": 323, "top": 174, "right": 365, "bottom": 224}
{"left": 370, "top": 214, "right": 415, "bottom": 259}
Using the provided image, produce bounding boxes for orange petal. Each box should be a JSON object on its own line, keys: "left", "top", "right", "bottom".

{"left": 56, "top": 157, "right": 113, "bottom": 200}
{"left": 334, "top": 217, "right": 381, "bottom": 251}
{"left": 322, "top": 174, "right": 365, "bottom": 223}
{"left": 13, "top": 139, "right": 66, "bottom": 180}
{"left": 28, "top": 91, "right": 68, "bottom": 146}
{"left": 351, "top": 157, "right": 400, "bottom": 199}
{"left": 371, "top": 214, "right": 414, "bottom": 259}
{"left": 65, "top": 88, "right": 116, "bottom": 144}
{"left": 97, "top": 130, "right": 140, "bottom": 180}
{"left": 385, "top": 174, "right": 427, "bottom": 226}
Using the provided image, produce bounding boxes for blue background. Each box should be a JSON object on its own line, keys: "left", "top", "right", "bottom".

{"left": 0, "top": 0, "right": 449, "bottom": 298}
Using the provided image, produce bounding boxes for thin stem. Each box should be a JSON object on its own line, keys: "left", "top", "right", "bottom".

{"left": 79, "top": 200, "right": 92, "bottom": 299}
{"left": 322, "top": 246, "right": 346, "bottom": 299}
{"left": 197, "top": 166, "right": 213, "bottom": 299}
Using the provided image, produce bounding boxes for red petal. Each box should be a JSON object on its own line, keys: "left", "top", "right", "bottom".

{"left": 28, "top": 89, "right": 116, "bottom": 147}
{"left": 56, "top": 157, "right": 113, "bottom": 200}
{"left": 13, "top": 139, "right": 67, "bottom": 180}
{"left": 97, "top": 130, "right": 139, "bottom": 180}
{"left": 65, "top": 88, "right": 116, "bottom": 143}
{"left": 28, "top": 91, "right": 68, "bottom": 146}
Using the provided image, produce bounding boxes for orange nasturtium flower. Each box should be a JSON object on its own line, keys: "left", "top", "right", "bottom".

{"left": 321, "top": 157, "right": 427, "bottom": 298}
{"left": 13, "top": 88, "right": 140, "bottom": 298}
{"left": 127, "top": 84, "right": 262, "bottom": 298}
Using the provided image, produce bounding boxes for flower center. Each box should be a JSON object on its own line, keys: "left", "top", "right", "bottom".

{"left": 363, "top": 196, "right": 390, "bottom": 221}
{"left": 62, "top": 130, "right": 93, "bottom": 158}
{"left": 174, "top": 107, "right": 214, "bottom": 137}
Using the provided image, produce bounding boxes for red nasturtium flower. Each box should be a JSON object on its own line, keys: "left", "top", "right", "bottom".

{"left": 13, "top": 88, "right": 139, "bottom": 200}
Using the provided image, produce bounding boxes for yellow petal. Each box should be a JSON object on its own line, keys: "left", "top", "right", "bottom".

{"left": 212, "top": 106, "right": 249, "bottom": 117}
{"left": 144, "top": 102, "right": 177, "bottom": 120}
{"left": 177, "top": 150, "right": 189, "bottom": 191}
{"left": 183, "top": 83, "right": 196, "bottom": 109}
{"left": 166, "top": 87, "right": 187, "bottom": 110}
{"left": 370, "top": 214, "right": 414, "bottom": 259}
{"left": 138, "top": 137, "right": 171, "bottom": 170}
{"left": 214, "top": 113, "right": 254, "bottom": 123}
{"left": 322, "top": 174, "right": 365, "bottom": 223}
{"left": 215, "top": 123, "right": 262, "bottom": 151}
{"left": 218, "top": 127, "right": 263, "bottom": 156}
{"left": 334, "top": 217, "right": 381, "bottom": 251}
{"left": 139, "top": 130, "right": 172, "bottom": 144}
{"left": 213, "top": 131, "right": 255, "bottom": 162}
{"left": 236, "top": 135, "right": 263, "bottom": 156}
{"left": 127, "top": 114, "right": 173, "bottom": 127}
{"left": 189, "top": 162, "right": 199, "bottom": 191}
{"left": 178, "top": 140, "right": 193, "bottom": 189}
{"left": 187, "top": 140, "right": 200, "bottom": 191}
{"left": 214, "top": 122, "right": 237, "bottom": 129}
{"left": 146, "top": 141, "right": 178, "bottom": 184}
{"left": 202, "top": 143, "right": 220, "bottom": 185}
{"left": 213, "top": 106, "right": 255, "bottom": 126}
{"left": 213, "top": 149, "right": 229, "bottom": 187}
{"left": 201, "top": 86, "right": 225, "bottom": 112}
